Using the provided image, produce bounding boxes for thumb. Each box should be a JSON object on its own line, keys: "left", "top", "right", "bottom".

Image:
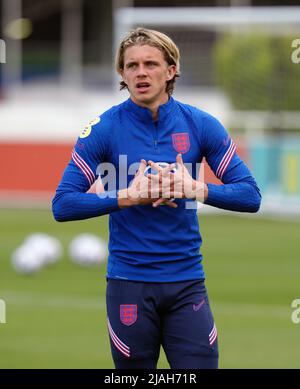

{"left": 137, "top": 159, "right": 147, "bottom": 175}
{"left": 176, "top": 154, "right": 183, "bottom": 166}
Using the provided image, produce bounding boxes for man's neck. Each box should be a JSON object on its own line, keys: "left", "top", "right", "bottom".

{"left": 134, "top": 95, "right": 169, "bottom": 122}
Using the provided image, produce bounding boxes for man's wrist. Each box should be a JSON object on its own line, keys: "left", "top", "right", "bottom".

{"left": 118, "top": 189, "right": 138, "bottom": 208}
{"left": 203, "top": 183, "right": 208, "bottom": 202}
{"left": 188, "top": 180, "right": 208, "bottom": 202}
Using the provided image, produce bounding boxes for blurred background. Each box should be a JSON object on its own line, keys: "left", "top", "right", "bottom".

{"left": 0, "top": 0, "right": 300, "bottom": 368}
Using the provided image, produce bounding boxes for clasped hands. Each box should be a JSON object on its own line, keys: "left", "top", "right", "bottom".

{"left": 118, "top": 154, "right": 207, "bottom": 209}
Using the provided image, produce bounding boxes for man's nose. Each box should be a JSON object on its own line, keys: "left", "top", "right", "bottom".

{"left": 136, "top": 64, "right": 147, "bottom": 76}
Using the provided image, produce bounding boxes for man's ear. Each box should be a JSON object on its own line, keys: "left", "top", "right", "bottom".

{"left": 120, "top": 70, "right": 126, "bottom": 83}
{"left": 166, "top": 65, "right": 177, "bottom": 81}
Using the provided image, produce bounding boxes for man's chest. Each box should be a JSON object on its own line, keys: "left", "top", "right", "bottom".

{"left": 109, "top": 119, "right": 202, "bottom": 168}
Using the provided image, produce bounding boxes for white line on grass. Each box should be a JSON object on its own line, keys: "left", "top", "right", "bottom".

{"left": 0, "top": 290, "right": 106, "bottom": 310}
{"left": 0, "top": 290, "right": 290, "bottom": 319}
{"left": 213, "top": 302, "right": 289, "bottom": 319}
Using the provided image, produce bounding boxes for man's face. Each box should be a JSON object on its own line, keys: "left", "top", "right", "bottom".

{"left": 121, "top": 44, "right": 176, "bottom": 108}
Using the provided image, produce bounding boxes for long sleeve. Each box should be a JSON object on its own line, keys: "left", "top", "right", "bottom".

{"left": 52, "top": 183, "right": 119, "bottom": 222}
{"left": 52, "top": 115, "right": 120, "bottom": 222}
{"left": 200, "top": 113, "right": 261, "bottom": 213}
{"left": 52, "top": 192, "right": 119, "bottom": 222}
{"left": 205, "top": 170, "right": 261, "bottom": 213}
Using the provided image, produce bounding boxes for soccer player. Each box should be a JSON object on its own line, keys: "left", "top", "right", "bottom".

{"left": 52, "top": 28, "right": 261, "bottom": 369}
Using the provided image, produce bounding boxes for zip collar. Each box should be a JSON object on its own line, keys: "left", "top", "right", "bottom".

{"left": 124, "top": 96, "right": 175, "bottom": 124}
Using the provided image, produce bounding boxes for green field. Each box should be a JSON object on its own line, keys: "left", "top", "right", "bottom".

{"left": 0, "top": 208, "right": 299, "bottom": 368}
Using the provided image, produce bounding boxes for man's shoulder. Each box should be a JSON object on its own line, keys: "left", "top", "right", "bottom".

{"left": 80, "top": 103, "right": 122, "bottom": 139}
{"left": 99, "top": 100, "right": 127, "bottom": 122}
{"left": 85, "top": 101, "right": 127, "bottom": 137}
{"left": 173, "top": 99, "right": 214, "bottom": 120}
{"left": 172, "top": 99, "right": 226, "bottom": 136}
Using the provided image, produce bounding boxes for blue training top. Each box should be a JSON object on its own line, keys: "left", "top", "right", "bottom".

{"left": 52, "top": 97, "right": 261, "bottom": 282}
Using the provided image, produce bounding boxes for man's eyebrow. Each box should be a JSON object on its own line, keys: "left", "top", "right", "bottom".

{"left": 145, "top": 59, "right": 160, "bottom": 64}
{"left": 126, "top": 58, "right": 160, "bottom": 64}
{"left": 125, "top": 60, "right": 138, "bottom": 66}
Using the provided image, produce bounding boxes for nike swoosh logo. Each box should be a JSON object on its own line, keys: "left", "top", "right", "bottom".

{"left": 193, "top": 299, "right": 205, "bottom": 312}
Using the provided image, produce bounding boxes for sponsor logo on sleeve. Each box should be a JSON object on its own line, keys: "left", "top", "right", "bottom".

{"left": 79, "top": 117, "right": 100, "bottom": 139}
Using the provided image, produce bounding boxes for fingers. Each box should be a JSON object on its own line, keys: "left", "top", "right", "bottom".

{"left": 137, "top": 159, "right": 147, "bottom": 175}
{"left": 146, "top": 161, "right": 178, "bottom": 199}
{"left": 150, "top": 161, "right": 177, "bottom": 174}
{"left": 162, "top": 163, "right": 177, "bottom": 175}
{"left": 147, "top": 172, "right": 175, "bottom": 199}
{"left": 133, "top": 160, "right": 183, "bottom": 205}
{"left": 164, "top": 200, "right": 177, "bottom": 208}
{"left": 176, "top": 154, "right": 183, "bottom": 166}
{"left": 147, "top": 163, "right": 177, "bottom": 183}
{"left": 152, "top": 198, "right": 166, "bottom": 208}
{"left": 148, "top": 160, "right": 163, "bottom": 173}
{"left": 152, "top": 198, "right": 178, "bottom": 208}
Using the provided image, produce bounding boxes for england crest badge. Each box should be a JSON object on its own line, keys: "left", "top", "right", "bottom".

{"left": 120, "top": 304, "right": 138, "bottom": 326}
{"left": 172, "top": 132, "right": 190, "bottom": 154}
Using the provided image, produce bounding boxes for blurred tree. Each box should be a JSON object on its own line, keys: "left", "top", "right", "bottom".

{"left": 214, "top": 33, "right": 300, "bottom": 111}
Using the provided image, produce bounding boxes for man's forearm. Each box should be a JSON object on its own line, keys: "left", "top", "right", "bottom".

{"left": 204, "top": 182, "right": 261, "bottom": 213}
{"left": 52, "top": 191, "right": 119, "bottom": 222}
{"left": 188, "top": 181, "right": 208, "bottom": 203}
{"left": 117, "top": 189, "right": 136, "bottom": 208}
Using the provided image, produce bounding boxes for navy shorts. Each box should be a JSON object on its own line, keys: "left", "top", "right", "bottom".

{"left": 106, "top": 279, "right": 218, "bottom": 369}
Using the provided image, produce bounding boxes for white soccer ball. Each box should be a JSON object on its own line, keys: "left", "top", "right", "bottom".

{"left": 69, "top": 234, "right": 107, "bottom": 267}
{"left": 11, "top": 246, "right": 43, "bottom": 275}
{"left": 23, "top": 233, "right": 62, "bottom": 266}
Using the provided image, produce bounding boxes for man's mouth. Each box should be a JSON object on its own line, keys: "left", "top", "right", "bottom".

{"left": 136, "top": 82, "right": 150, "bottom": 92}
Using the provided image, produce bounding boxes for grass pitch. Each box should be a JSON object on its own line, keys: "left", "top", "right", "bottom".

{"left": 0, "top": 208, "right": 299, "bottom": 368}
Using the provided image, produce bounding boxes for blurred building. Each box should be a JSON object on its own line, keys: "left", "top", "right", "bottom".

{"left": 1, "top": 0, "right": 300, "bottom": 88}
{"left": 0, "top": 0, "right": 300, "bottom": 214}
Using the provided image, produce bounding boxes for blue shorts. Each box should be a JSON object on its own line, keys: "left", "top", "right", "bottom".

{"left": 106, "top": 279, "right": 218, "bottom": 369}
